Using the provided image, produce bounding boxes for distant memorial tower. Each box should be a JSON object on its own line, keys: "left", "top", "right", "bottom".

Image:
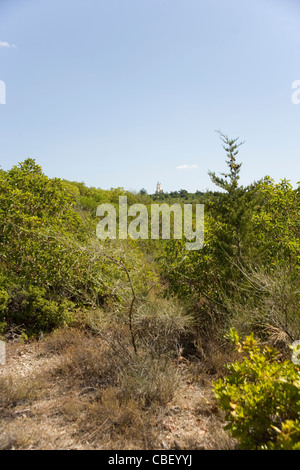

{"left": 156, "top": 181, "right": 162, "bottom": 194}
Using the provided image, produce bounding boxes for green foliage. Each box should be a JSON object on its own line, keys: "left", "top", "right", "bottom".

{"left": 268, "top": 420, "right": 300, "bottom": 450}
{"left": 157, "top": 133, "right": 259, "bottom": 334}
{"left": 0, "top": 159, "right": 85, "bottom": 333}
{"left": 0, "top": 159, "right": 158, "bottom": 335}
{"left": 207, "top": 132, "right": 258, "bottom": 267}
{"left": 2, "top": 143, "right": 300, "bottom": 450}
{"left": 214, "top": 329, "right": 300, "bottom": 449}
{"left": 158, "top": 133, "right": 300, "bottom": 347}
{"left": 0, "top": 288, "right": 8, "bottom": 338}
{"left": 252, "top": 178, "right": 300, "bottom": 266}
{"left": 208, "top": 131, "right": 243, "bottom": 192}
{"left": 0, "top": 289, "right": 9, "bottom": 313}
{"left": 8, "top": 285, "right": 75, "bottom": 333}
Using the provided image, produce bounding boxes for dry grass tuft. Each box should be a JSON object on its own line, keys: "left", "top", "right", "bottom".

{"left": 0, "top": 375, "right": 45, "bottom": 409}
{"left": 0, "top": 299, "right": 234, "bottom": 450}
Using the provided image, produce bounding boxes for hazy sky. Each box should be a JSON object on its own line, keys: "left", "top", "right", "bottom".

{"left": 0, "top": 0, "right": 300, "bottom": 193}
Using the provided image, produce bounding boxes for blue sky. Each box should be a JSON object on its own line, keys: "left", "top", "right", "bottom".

{"left": 0, "top": 0, "right": 300, "bottom": 193}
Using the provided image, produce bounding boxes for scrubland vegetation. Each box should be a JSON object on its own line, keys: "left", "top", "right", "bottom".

{"left": 0, "top": 134, "right": 300, "bottom": 450}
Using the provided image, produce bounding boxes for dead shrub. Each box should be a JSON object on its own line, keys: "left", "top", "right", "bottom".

{"left": 40, "top": 327, "right": 87, "bottom": 355}
{"left": 82, "top": 387, "right": 156, "bottom": 449}
{"left": 134, "top": 297, "right": 193, "bottom": 358}
{"left": 118, "top": 353, "right": 179, "bottom": 407}
{"left": 49, "top": 324, "right": 179, "bottom": 410}
{"left": 53, "top": 334, "right": 119, "bottom": 389}
{"left": 190, "top": 338, "right": 239, "bottom": 378}
{"left": 0, "top": 375, "right": 45, "bottom": 409}
{"left": 226, "top": 264, "right": 300, "bottom": 349}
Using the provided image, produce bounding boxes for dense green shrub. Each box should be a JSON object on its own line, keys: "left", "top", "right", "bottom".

{"left": 213, "top": 329, "right": 300, "bottom": 449}
{"left": 6, "top": 285, "right": 75, "bottom": 333}
{"left": 0, "top": 159, "right": 158, "bottom": 335}
{"left": 0, "top": 289, "right": 9, "bottom": 313}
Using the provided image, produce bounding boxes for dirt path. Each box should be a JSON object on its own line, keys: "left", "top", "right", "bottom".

{"left": 156, "top": 371, "right": 234, "bottom": 450}
{"left": 0, "top": 341, "right": 86, "bottom": 450}
{"left": 0, "top": 341, "right": 234, "bottom": 450}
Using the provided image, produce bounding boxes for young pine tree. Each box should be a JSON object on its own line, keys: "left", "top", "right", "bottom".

{"left": 208, "top": 131, "right": 255, "bottom": 264}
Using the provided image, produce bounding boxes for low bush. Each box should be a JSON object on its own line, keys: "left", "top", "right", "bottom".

{"left": 3, "top": 286, "right": 74, "bottom": 334}
{"left": 213, "top": 329, "right": 300, "bottom": 449}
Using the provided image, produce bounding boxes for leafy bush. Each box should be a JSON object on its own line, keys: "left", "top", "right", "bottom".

{"left": 0, "top": 159, "right": 158, "bottom": 335}
{"left": 213, "top": 329, "right": 300, "bottom": 449}
{"left": 4, "top": 286, "right": 75, "bottom": 334}
{"left": 0, "top": 289, "right": 9, "bottom": 313}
